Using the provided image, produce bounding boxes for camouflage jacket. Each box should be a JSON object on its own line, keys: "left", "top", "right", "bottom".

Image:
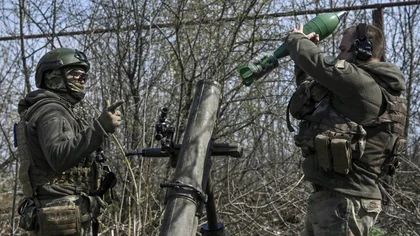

{"left": 286, "top": 32, "right": 406, "bottom": 199}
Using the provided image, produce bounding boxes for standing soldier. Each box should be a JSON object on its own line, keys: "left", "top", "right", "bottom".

{"left": 286, "top": 23, "right": 407, "bottom": 235}
{"left": 15, "top": 48, "right": 123, "bottom": 235}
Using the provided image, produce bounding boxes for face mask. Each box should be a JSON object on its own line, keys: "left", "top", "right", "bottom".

{"left": 44, "top": 70, "right": 66, "bottom": 90}
{"left": 66, "top": 80, "right": 86, "bottom": 100}
{"left": 44, "top": 68, "right": 88, "bottom": 104}
{"left": 65, "top": 69, "right": 89, "bottom": 101}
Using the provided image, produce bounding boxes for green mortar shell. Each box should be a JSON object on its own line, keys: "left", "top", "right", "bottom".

{"left": 274, "top": 11, "right": 346, "bottom": 58}
{"left": 239, "top": 11, "right": 346, "bottom": 86}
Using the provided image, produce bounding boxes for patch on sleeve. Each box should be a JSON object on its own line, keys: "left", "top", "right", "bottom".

{"left": 324, "top": 56, "right": 338, "bottom": 66}
{"left": 335, "top": 60, "right": 345, "bottom": 69}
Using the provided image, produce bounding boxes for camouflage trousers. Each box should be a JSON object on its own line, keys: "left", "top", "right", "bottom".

{"left": 302, "top": 189, "right": 381, "bottom": 236}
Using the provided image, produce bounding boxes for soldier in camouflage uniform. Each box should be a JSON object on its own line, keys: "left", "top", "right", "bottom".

{"left": 16, "top": 48, "right": 123, "bottom": 235}
{"left": 286, "top": 24, "right": 407, "bottom": 236}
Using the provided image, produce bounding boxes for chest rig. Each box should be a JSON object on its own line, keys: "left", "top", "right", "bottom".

{"left": 15, "top": 98, "right": 100, "bottom": 198}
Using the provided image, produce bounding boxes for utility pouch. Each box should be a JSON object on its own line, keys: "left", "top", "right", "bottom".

{"left": 289, "top": 81, "right": 329, "bottom": 120}
{"left": 18, "top": 198, "right": 37, "bottom": 231}
{"left": 37, "top": 205, "right": 81, "bottom": 235}
{"left": 314, "top": 134, "right": 332, "bottom": 172}
{"left": 330, "top": 138, "right": 352, "bottom": 174}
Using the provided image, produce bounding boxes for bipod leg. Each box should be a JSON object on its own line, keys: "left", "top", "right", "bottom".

{"left": 201, "top": 177, "right": 225, "bottom": 236}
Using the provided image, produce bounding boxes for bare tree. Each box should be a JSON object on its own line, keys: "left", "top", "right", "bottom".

{"left": 0, "top": 0, "right": 419, "bottom": 235}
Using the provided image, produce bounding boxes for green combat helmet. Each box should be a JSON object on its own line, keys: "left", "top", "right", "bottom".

{"left": 35, "top": 48, "right": 90, "bottom": 88}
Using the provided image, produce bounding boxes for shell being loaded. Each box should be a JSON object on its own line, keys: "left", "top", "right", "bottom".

{"left": 238, "top": 11, "right": 347, "bottom": 86}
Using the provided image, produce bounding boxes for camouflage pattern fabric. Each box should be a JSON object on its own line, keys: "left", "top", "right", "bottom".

{"left": 65, "top": 67, "right": 87, "bottom": 100}
{"left": 44, "top": 69, "right": 66, "bottom": 91}
{"left": 35, "top": 195, "right": 93, "bottom": 236}
{"left": 302, "top": 190, "right": 381, "bottom": 236}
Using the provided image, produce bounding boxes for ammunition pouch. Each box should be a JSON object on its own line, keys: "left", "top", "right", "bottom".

{"left": 18, "top": 198, "right": 38, "bottom": 231}
{"left": 18, "top": 197, "right": 84, "bottom": 235}
{"left": 34, "top": 196, "right": 84, "bottom": 235}
{"left": 37, "top": 205, "right": 81, "bottom": 235}
{"left": 19, "top": 194, "right": 105, "bottom": 235}
{"left": 50, "top": 167, "right": 91, "bottom": 186}
{"left": 314, "top": 132, "right": 353, "bottom": 174}
{"left": 331, "top": 138, "right": 352, "bottom": 174}
{"left": 314, "top": 134, "right": 332, "bottom": 171}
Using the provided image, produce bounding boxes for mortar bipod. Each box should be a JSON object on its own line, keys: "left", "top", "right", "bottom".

{"left": 125, "top": 142, "right": 243, "bottom": 236}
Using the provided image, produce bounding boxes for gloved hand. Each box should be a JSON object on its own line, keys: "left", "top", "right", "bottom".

{"left": 98, "top": 100, "right": 124, "bottom": 133}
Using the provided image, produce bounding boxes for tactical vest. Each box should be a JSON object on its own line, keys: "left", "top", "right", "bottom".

{"left": 15, "top": 98, "right": 100, "bottom": 198}
{"left": 290, "top": 80, "right": 407, "bottom": 175}
{"left": 361, "top": 87, "right": 407, "bottom": 175}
